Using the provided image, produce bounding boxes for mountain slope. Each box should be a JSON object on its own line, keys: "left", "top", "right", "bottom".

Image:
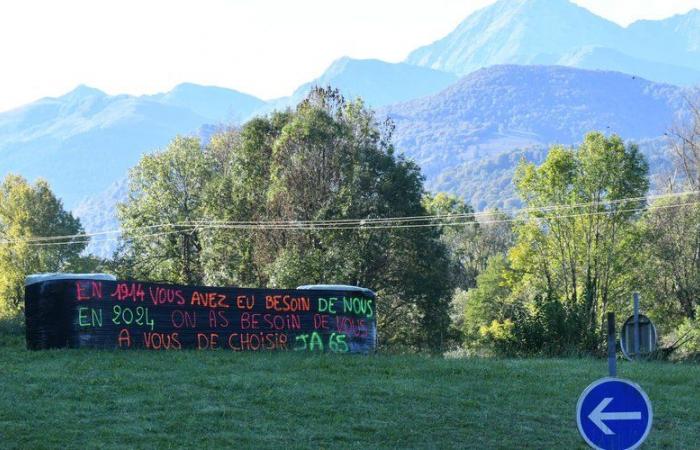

{"left": 72, "top": 177, "right": 127, "bottom": 257}
{"left": 625, "top": 9, "right": 700, "bottom": 71}
{"left": 74, "top": 65, "right": 688, "bottom": 257}
{"left": 152, "top": 83, "right": 265, "bottom": 124}
{"left": 405, "top": 0, "right": 623, "bottom": 76}
{"left": 382, "top": 65, "right": 685, "bottom": 181}
{"left": 404, "top": 0, "right": 700, "bottom": 85}
{"left": 431, "top": 138, "right": 674, "bottom": 211}
{"left": 557, "top": 46, "right": 700, "bottom": 87}
{"left": 262, "top": 57, "right": 457, "bottom": 113}
{"left": 0, "top": 85, "right": 263, "bottom": 208}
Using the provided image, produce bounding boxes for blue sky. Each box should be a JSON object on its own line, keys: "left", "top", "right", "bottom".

{"left": 0, "top": 0, "right": 699, "bottom": 112}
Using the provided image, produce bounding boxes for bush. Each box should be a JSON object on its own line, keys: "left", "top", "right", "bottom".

{"left": 0, "top": 311, "right": 24, "bottom": 347}
{"left": 673, "top": 307, "right": 700, "bottom": 359}
{"left": 466, "top": 289, "right": 594, "bottom": 357}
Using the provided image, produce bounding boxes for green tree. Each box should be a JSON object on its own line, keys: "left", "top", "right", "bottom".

{"left": 0, "top": 175, "right": 87, "bottom": 317}
{"left": 512, "top": 133, "right": 649, "bottom": 351}
{"left": 422, "top": 193, "right": 478, "bottom": 288}
{"left": 423, "top": 193, "right": 514, "bottom": 344}
{"left": 117, "top": 88, "right": 455, "bottom": 351}
{"left": 423, "top": 193, "right": 514, "bottom": 286}
{"left": 211, "top": 89, "right": 455, "bottom": 350}
{"left": 462, "top": 133, "right": 649, "bottom": 354}
{"left": 201, "top": 117, "right": 288, "bottom": 287}
{"left": 639, "top": 195, "right": 700, "bottom": 325}
{"left": 637, "top": 95, "right": 700, "bottom": 339}
{"left": 460, "top": 255, "right": 515, "bottom": 343}
{"left": 116, "top": 136, "right": 212, "bottom": 284}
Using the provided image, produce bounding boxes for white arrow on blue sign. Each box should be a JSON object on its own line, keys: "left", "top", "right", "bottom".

{"left": 576, "top": 378, "right": 653, "bottom": 450}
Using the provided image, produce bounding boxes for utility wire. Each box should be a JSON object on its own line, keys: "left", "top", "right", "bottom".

{"left": 15, "top": 198, "right": 700, "bottom": 248}
{"left": 3, "top": 190, "right": 699, "bottom": 245}
{"left": 187, "top": 190, "right": 698, "bottom": 226}
{"left": 159, "top": 200, "right": 700, "bottom": 231}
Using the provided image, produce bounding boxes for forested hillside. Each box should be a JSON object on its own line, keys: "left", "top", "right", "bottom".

{"left": 429, "top": 138, "right": 675, "bottom": 210}
{"left": 383, "top": 65, "right": 684, "bottom": 178}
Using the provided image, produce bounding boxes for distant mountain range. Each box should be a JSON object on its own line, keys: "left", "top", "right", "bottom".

{"left": 150, "top": 83, "right": 265, "bottom": 124}
{"left": 0, "top": 85, "right": 219, "bottom": 208}
{"left": 1, "top": 0, "right": 699, "bottom": 257}
{"left": 263, "top": 57, "right": 457, "bottom": 112}
{"left": 0, "top": 58, "right": 457, "bottom": 209}
{"left": 406, "top": 0, "right": 700, "bottom": 85}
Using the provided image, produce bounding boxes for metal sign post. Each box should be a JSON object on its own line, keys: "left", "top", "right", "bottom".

{"left": 577, "top": 310, "right": 654, "bottom": 449}
{"left": 633, "top": 293, "right": 640, "bottom": 361}
{"left": 607, "top": 312, "right": 616, "bottom": 377}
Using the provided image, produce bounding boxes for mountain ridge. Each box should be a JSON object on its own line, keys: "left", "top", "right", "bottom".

{"left": 404, "top": 0, "right": 700, "bottom": 84}
{"left": 405, "top": 0, "right": 623, "bottom": 74}
{"left": 0, "top": 86, "right": 219, "bottom": 207}
{"left": 150, "top": 82, "right": 264, "bottom": 124}
{"left": 259, "top": 57, "right": 457, "bottom": 114}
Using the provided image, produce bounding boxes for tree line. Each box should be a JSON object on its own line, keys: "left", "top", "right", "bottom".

{"left": 1, "top": 87, "right": 698, "bottom": 356}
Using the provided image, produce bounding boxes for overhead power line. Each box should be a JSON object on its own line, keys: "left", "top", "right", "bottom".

{"left": 10, "top": 196, "right": 700, "bottom": 248}
{"left": 3, "top": 190, "right": 699, "bottom": 246}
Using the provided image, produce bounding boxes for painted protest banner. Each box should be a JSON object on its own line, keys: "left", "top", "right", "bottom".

{"left": 25, "top": 276, "right": 376, "bottom": 354}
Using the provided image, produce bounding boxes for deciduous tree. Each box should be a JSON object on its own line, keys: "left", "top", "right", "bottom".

{"left": 0, "top": 175, "right": 86, "bottom": 316}
{"left": 116, "top": 136, "right": 211, "bottom": 284}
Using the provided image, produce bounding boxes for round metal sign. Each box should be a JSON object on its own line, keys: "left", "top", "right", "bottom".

{"left": 620, "top": 314, "right": 657, "bottom": 361}
{"left": 576, "top": 377, "right": 653, "bottom": 450}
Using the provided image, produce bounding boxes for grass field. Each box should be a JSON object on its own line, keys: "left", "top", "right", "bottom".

{"left": 1, "top": 338, "right": 699, "bottom": 449}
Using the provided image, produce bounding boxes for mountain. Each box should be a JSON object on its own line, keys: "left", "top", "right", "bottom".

{"left": 381, "top": 65, "right": 686, "bottom": 183}
{"left": 405, "top": 0, "right": 700, "bottom": 86}
{"left": 0, "top": 59, "right": 456, "bottom": 212}
{"left": 151, "top": 83, "right": 265, "bottom": 124}
{"left": 6, "top": 0, "right": 700, "bottom": 257}
{"left": 0, "top": 84, "right": 263, "bottom": 208}
{"left": 625, "top": 9, "right": 700, "bottom": 71}
{"left": 263, "top": 57, "right": 457, "bottom": 112}
{"left": 556, "top": 46, "right": 700, "bottom": 87}
{"left": 72, "top": 177, "right": 127, "bottom": 257}
{"left": 405, "top": 0, "right": 623, "bottom": 75}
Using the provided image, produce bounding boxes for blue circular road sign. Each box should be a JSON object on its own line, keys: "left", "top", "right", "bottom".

{"left": 576, "top": 378, "right": 652, "bottom": 450}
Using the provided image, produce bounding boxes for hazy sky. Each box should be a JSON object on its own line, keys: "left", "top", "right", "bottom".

{"left": 1, "top": 0, "right": 699, "bottom": 112}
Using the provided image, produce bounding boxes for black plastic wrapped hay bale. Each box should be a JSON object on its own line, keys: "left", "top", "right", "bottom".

{"left": 297, "top": 284, "right": 378, "bottom": 352}
{"left": 24, "top": 273, "right": 117, "bottom": 350}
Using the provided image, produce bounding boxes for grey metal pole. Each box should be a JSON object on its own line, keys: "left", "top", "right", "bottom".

{"left": 607, "top": 312, "right": 617, "bottom": 377}
{"left": 633, "top": 292, "right": 640, "bottom": 360}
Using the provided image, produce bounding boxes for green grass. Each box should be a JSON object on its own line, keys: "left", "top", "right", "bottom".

{"left": 0, "top": 341, "right": 698, "bottom": 449}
